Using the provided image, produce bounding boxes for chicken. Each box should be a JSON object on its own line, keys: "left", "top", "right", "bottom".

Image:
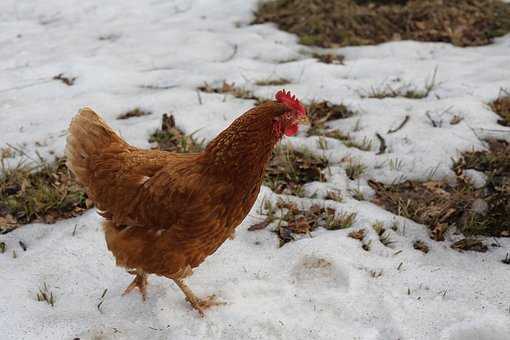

{"left": 65, "top": 90, "right": 308, "bottom": 316}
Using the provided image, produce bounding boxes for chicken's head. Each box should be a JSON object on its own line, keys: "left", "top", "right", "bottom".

{"left": 272, "top": 89, "right": 309, "bottom": 138}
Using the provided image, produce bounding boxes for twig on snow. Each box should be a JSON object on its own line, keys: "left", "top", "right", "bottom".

{"left": 375, "top": 133, "right": 387, "bottom": 155}
{"left": 388, "top": 115, "right": 410, "bottom": 134}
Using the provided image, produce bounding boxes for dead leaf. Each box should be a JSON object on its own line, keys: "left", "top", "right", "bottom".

{"left": 413, "top": 240, "right": 430, "bottom": 254}
{"left": 287, "top": 216, "right": 312, "bottom": 234}
{"left": 248, "top": 220, "right": 270, "bottom": 231}
{"left": 431, "top": 223, "right": 448, "bottom": 241}
{"left": 348, "top": 229, "right": 366, "bottom": 241}
{"left": 278, "top": 227, "right": 295, "bottom": 247}
{"left": 451, "top": 238, "right": 488, "bottom": 252}
{"left": 450, "top": 115, "right": 463, "bottom": 125}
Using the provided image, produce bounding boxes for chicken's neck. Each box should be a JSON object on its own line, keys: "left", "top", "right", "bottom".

{"left": 201, "top": 125, "right": 276, "bottom": 184}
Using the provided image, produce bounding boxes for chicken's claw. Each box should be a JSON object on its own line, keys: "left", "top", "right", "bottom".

{"left": 122, "top": 271, "right": 148, "bottom": 301}
{"left": 173, "top": 278, "right": 226, "bottom": 316}
{"left": 186, "top": 294, "right": 226, "bottom": 317}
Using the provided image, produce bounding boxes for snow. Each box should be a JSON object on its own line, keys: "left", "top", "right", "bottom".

{"left": 1, "top": 0, "right": 510, "bottom": 339}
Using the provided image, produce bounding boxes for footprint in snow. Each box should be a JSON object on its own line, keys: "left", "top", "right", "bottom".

{"left": 291, "top": 255, "right": 349, "bottom": 289}
{"left": 440, "top": 318, "right": 510, "bottom": 340}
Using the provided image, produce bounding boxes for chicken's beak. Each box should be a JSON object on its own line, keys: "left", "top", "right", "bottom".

{"left": 297, "top": 114, "right": 310, "bottom": 125}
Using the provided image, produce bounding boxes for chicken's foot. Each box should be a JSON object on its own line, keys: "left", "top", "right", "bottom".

{"left": 122, "top": 269, "right": 148, "bottom": 301}
{"left": 173, "top": 278, "right": 225, "bottom": 317}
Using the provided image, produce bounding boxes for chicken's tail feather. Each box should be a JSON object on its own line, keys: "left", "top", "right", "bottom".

{"left": 66, "top": 107, "right": 127, "bottom": 188}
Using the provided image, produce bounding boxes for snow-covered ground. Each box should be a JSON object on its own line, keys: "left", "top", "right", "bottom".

{"left": 1, "top": 1, "right": 510, "bottom": 339}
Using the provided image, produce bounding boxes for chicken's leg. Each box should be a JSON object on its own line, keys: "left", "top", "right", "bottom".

{"left": 173, "top": 278, "right": 225, "bottom": 316}
{"left": 122, "top": 269, "right": 148, "bottom": 301}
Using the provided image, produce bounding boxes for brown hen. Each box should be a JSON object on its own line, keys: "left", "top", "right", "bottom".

{"left": 65, "top": 90, "right": 308, "bottom": 315}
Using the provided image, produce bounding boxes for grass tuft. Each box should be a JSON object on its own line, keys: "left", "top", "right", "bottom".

{"left": 348, "top": 228, "right": 371, "bottom": 250}
{"left": 0, "top": 156, "right": 89, "bottom": 233}
{"left": 36, "top": 282, "right": 55, "bottom": 307}
{"left": 324, "top": 211, "right": 357, "bottom": 230}
{"left": 345, "top": 160, "right": 367, "bottom": 180}
{"left": 264, "top": 145, "right": 329, "bottom": 196}
{"left": 250, "top": 200, "right": 356, "bottom": 246}
{"left": 149, "top": 114, "right": 205, "bottom": 153}
{"left": 197, "top": 81, "right": 261, "bottom": 102}
{"left": 306, "top": 101, "right": 356, "bottom": 137}
{"left": 324, "top": 130, "right": 351, "bottom": 142}
{"left": 255, "top": 78, "right": 291, "bottom": 86}
{"left": 372, "top": 221, "right": 394, "bottom": 247}
{"left": 413, "top": 240, "right": 429, "bottom": 254}
{"left": 489, "top": 88, "right": 510, "bottom": 126}
{"left": 451, "top": 238, "right": 488, "bottom": 253}
{"left": 312, "top": 53, "right": 345, "bottom": 65}
{"left": 357, "top": 69, "right": 438, "bottom": 99}
{"left": 325, "top": 190, "right": 343, "bottom": 202}
{"left": 344, "top": 136, "right": 373, "bottom": 151}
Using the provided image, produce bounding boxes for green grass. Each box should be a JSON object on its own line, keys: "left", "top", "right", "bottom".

{"left": 345, "top": 160, "right": 367, "bottom": 180}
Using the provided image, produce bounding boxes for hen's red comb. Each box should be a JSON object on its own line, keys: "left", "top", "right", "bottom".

{"left": 275, "top": 90, "right": 306, "bottom": 115}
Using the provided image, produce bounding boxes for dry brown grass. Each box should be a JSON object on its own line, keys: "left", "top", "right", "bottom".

{"left": 306, "top": 101, "right": 355, "bottom": 137}
{"left": 372, "top": 221, "right": 394, "bottom": 247}
{"left": 369, "top": 139, "right": 510, "bottom": 239}
{"left": 255, "top": 78, "right": 291, "bottom": 86}
{"left": 117, "top": 108, "right": 152, "bottom": 120}
{"left": 413, "top": 240, "right": 430, "bottom": 253}
{"left": 264, "top": 145, "right": 329, "bottom": 196}
{"left": 451, "top": 238, "right": 488, "bottom": 252}
{"left": 357, "top": 69, "right": 438, "bottom": 99}
{"left": 197, "top": 81, "right": 261, "bottom": 102}
{"left": 254, "top": 0, "right": 510, "bottom": 48}
{"left": 345, "top": 159, "right": 367, "bottom": 180}
{"left": 312, "top": 53, "right": 345, "bottom": 65}
{"left": 348, "top": 228, "right": 371, "bottom": 250}
{"left": 369, "top": 179, "right": 479, "bottom": 240}
{"left": 490, "top": 89, "right": 510, "bottom": 126}
{"left": 251, "top": 200, "right": 356, "bottom": 246}
{"left": 36, "top": 282, "right": 55, "bottom": 307}
{"left": 53, "top": 73, "right": 76, "bottom": 86}
{"left": 149, "top": 114, "right": 205, "bottom": 153}
{"left": 0, "top": 156, "right": 89, "bottom": 233}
